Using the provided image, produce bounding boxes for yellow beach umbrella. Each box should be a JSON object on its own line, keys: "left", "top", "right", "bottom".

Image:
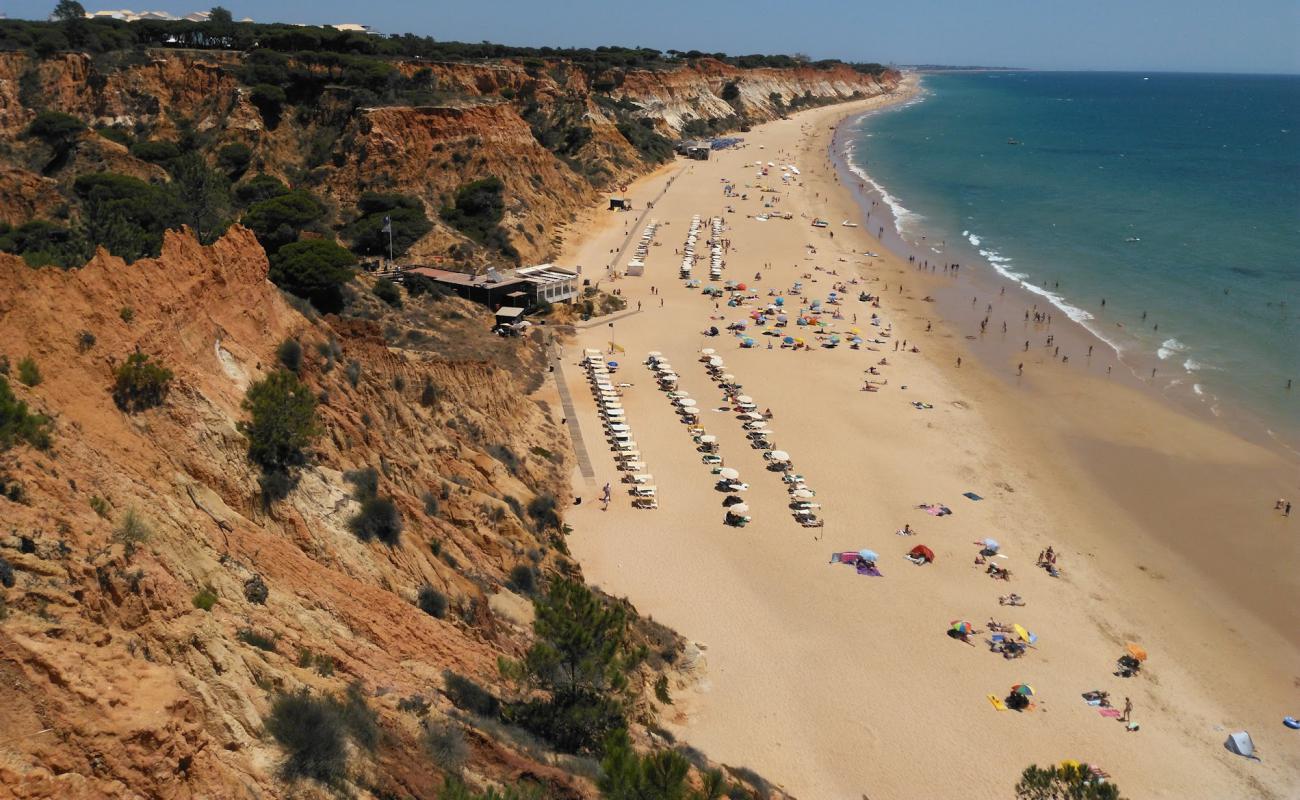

{"left": 1013, "top": 624, "right": 1037, "bottom": 644}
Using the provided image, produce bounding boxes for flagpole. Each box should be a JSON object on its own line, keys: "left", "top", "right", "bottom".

{"left": 387, "top": 219, "right": 394, "bottom": 268}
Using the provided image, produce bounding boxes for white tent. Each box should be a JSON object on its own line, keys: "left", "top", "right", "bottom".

{"left": 1225, "top": 731, "right": 1256, "bottom": 759}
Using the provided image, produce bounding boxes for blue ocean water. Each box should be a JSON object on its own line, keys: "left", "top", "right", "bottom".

{"left": 846, "top": 71, "right": 1300, "bottom": 439}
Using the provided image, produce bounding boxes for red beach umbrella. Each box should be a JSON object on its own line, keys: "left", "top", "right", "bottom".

{"left": 908, "top": 544, "right": 935, "bottom": 563}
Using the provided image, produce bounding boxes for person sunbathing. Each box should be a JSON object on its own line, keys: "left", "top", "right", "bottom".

{"left": 987, "top": 619, "right": 1011, "bottom": 632}
{"left": 974, "top": 554, "right": 987, "bottom": 565}
{"left": 999, "top": 594, "right": 1025, "bottom": 606}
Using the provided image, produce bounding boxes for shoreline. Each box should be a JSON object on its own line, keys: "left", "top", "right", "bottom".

{"left": 829, "top": 77, "right": 1300, "bottom": 460}
{"left": 552, "top": 87, "right": 1300, "bottom": 798}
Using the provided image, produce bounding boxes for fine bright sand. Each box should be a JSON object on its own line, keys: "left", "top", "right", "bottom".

{"left": 554, "top": 82, "right": 1300, "bottom": 799}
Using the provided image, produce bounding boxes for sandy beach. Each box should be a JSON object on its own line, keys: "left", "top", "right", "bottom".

{"left": 552, "top": 79, "right": 1300, "bottom": 799}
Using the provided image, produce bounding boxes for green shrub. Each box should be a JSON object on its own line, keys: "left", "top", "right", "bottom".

{"left": 250, "top": 83, "right": 287, "bottom": 128}
{"left": 0, "top": 556, "right": 15, "bottom": 589}
{"left": 237, "top": 628, "right": 277, "bottom": 652}
{"left": 89, "top": 495, "right": 110, "bottom": 518}
{"left": 440, "top": 177, "right": 517, "bottom": 260}
{"left": 417, "top": 585, "right": 448, "bottom": 619}
{"left": 424, "top": 721, "right": 468, "bottom": 774}
{"left": 1015, "top": 763, "right": 1124, "bottom": 799}
{"left": 617, "top": 120, "right": 675, "bottom": 164}
{"left": 372, "top": 277, "right": 401, "bottom": 308}
{"left": 344, "top": 360, "right": 362, "bottom": 387}
{"left": 217, "top": 142, "right": 253, "bottom": 177}
{"left": 264, "top": 689, "right": 349, "bottom": 785}
{"left": 508, "top": 564, "right": 537, "bottom": 597}
{"left": 243, "top": 190, "right": 326, "bottom": 254}
{"left": 233, "top": 174, "right": 288, "bottom": 206}
{"left": 73, "top": 172, "right": 181, "bottom": 262}
{"left": 114, "top": 508, "right": 151, "bottom": 559}
{"left": 420, "top": 376, "right": 439, "bottom": 407}
{"left": 342, "top": 193, "right": 433, "bottom": 258}
{"left": 17, "top": 357, "right": 41, "bottom": 387}
{"left": 25, "top": 110, "right": 85, "bottom": 147}
{"left": 443, "top": 670, "right": 501, "bottom": 718}
{"left": 654, "top": 674, "right": 672, "bottom": 706}
{"left": 240, "top": 370, "right": 320, "bottom": 501}
{"left": 342, "top": 466, "right": 379, "bottom": 501}
{"left": 0, "top": 219, "right": 90, "bottom": 268}
{"left": 526, "top": 493, "right": 560, "bottom": 531}
{"left": 268, "top": 239, "right": 355, "bottom": 313}
{"left": 119, "top": 306, "right": 135, "bottom": 323}
{"left": 96, "top": 126, "right": 133, "bottom": 147}
{"left": 77, "top": 330, "right": 96, "bottom": 352}
{"left": 111, "top": 352, "right": 173, "bottom": 412}
{"left": 192, "top": 586, "right": 218, "bottom": 611}
{"left": 129, "top": 139, "right": 181, "bottom": 164}
{"left": 349, "top": 496, "right": 402, "bottom": 545}
{"left": 0, "top": 376, "right": 51, "bottom": 451}
{"left": 276, "top": 338, "right": 303, "bottom": 372}
{"left": 421, "top": 490, "right": 439, "bottom": 516}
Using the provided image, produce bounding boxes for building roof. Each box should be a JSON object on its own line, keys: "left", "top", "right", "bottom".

{"left": 494, "top": 307, "right": 526, "bottom": 319}
{"left": 406, "top": 264, "right": 576, "bottom": 289}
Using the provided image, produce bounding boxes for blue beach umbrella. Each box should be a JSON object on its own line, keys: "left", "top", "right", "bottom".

{"left": 783, "top": 336, "right": 795, "bottom": 344}
{"left": 857, "top": 549, "right": 879, "bottom": 563}
{"left": 775, "top": 297, "right": 785, "bottom": 306}
{"left": 982, "top": 538, "right": 1000, "bottom": 552}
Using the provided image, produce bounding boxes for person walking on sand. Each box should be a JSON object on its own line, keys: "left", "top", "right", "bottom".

{"left": 1121, "top": 697, "right": 1133, "bottom": 723}
{"left": 601, "top": 482, "right": 611, "bottom": 510}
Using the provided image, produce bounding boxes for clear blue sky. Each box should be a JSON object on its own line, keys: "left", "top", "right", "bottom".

{"left": 9, "top": 0, "right": 1300, "bottom": 74}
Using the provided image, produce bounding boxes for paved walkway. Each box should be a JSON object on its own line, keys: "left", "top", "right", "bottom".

{"left": 550, "top": 344, "right": 596, "bottom": 484}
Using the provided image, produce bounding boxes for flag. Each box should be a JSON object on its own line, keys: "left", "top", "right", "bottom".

{"left": 381, "top": 216, "right": 392, "bottom": 233}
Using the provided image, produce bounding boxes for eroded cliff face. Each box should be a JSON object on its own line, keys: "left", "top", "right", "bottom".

{"left": 0, "top": 50, "right": 897, "bottom": 265}
{"left": 0, "top": 227, "right": 603, "bottom": 798}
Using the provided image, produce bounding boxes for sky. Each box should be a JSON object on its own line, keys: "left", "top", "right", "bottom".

{"left": 7, "top": 0, "right": 1299, "bottom": 74}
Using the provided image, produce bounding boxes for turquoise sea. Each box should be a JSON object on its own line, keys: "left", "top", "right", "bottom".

{"left": 843, "top": 71, "right": 1300, "bottom": 443}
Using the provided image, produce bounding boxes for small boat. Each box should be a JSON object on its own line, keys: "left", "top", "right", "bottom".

{"left": 1007, "top": 138, "right": 1022, "bottom": 145}
{"left": 1125, "top": 237, "right": 1141, "bottom": 243}
{"left": 841, "top": 220, "right": 858, "bottom": 228}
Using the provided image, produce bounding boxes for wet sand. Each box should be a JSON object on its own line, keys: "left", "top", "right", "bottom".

{"left": 552, "top": 82, "right": 1300, "bottom": 799}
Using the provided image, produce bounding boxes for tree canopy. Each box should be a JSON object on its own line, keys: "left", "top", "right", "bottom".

{"left": 341, "top": 192, "right": 431, "bottom": 259}
{"left": 268, "top": 239, "right": 355, "bottom": 312}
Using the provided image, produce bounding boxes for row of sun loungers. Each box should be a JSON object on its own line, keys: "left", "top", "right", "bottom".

{"left": 679, "top": 215, "right": 703, "bottom": 279}
{"left": 626, "top": 219, "right": 658, "bottom": 276}
{"left": 708, "top": 216, "right": 724, "bottom": 281}
{"left": 583, "top": 349, "right": 656, "bottom": 509}
{"left": 702, "top": 351, "right": 823, "bottom": 528}
{"left": 645, "top": 352, "right": 750, "bottom": 526}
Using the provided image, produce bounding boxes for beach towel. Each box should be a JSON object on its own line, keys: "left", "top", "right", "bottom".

{"left": 1099, "top": 708, "right": 1123, "bottom": 718}
{"left": 830, "top": 552, "right": 856, "bottom": 564}
{"left": 924, "top": 505, "right": 943, "bottom": 516}
{"left": 856, "top": 563, "right": 882, "bottom": 577}
{"left": 963, "top": 492, "right": 983, "bottom": 501}
{"left": 987, "top": 694, "right": 1007, "bottom": 711}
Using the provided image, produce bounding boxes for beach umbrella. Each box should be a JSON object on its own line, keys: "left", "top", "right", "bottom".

{"left": 721, "top": 373, "right": 736, "bottom": 382}
{"left": 793, "top": 489, "right": 815, "bottom": 499}
{"left": 737, "top": 283, "right": 748, "bottom": 291}
{"left": 743, "top": 412, "right": 764, "bottom": 420}
{"left": 982, "top": 538, "right": 1000, "bottom": 552}
{"left": 731, "top": 503, "right": 749, "bottom": 514}
{"left": 849, "top": 328, "right": 861, "bottom": 334}
{"left": 608, "top": 361, "right": 619, "bottom": 368}
{"left": 719, "top": 468, "right": 740, "bottom": 480}
{"left": 1011, "top": 684, "right": 1035, "bottom": 697}
{"left": 1126, "top": 643, "right": 1148, "bottom": 662}
{"left": 852, "top": 337, "right": 863, "bottom": 345}
{"left": 950, "top": 620, "right": 975, "bottom": 635}
{"left": 783, "top": 336, "right": 795, "bottom": 344}
{"left": 725, "top": 280, "right": 738, "bottom": 288}
{"left": 768, "top": 450, "right": 790, "bottom": 462}
{"left": 857, "top": 549, "right": 879, "bottom": 563}
{"left": 742, "top": 337, "right": 756, "bottom": 347}
{"left": 736, "top": 395, "right": 754, "bottom": 404}
{"left": 682, "top": 407, "right": 700, "bottom": 416}
{"left": 908, "top": 544, "right": 936, "bottom": 563}
{"left": 678, "top": 398, "right": 697, "bottom": 407}
{"left": 1013, "top": 624, "right": 1037, "bottom": 644}
{"left": 709, "top": 357, "right": 724, "bottom": 367}
{"left": 775, "top": 297, "right": 785, "bottom": 306}
{"left": 701, "top": 348, "right": 716, "bottom": 356}
{"left": 699, "top": 435, "right": 717, "bottom": 443}
{"left": 647, "top": 351, "right": 662, "bottom": 358}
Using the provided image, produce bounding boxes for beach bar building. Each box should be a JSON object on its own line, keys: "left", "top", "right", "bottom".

{"left": 403, "top": 264, "right": 579, "bottom": 311}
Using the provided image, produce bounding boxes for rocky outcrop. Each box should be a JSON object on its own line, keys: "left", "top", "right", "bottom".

{"left": 0, "top": 227, "right": 596, "bottom": 798}
{"left": 0, "top": 49, "right": 897, "bottom": 265}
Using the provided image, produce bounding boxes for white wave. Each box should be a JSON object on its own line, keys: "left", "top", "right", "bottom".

{"left": 1183, "top": 358, "right": 1203, "bottom": 372}
{"left": 965, "top": 231, "right": 982, "bottom": 247}
{"left": 1157, "top": 338, "right": 1187, "bottom": 360}
{"left": 1192, "top": 383, "right": 1204, "bottom": 396}
{"left": 843, "top": 158, "right": 921, "bottom": 237}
